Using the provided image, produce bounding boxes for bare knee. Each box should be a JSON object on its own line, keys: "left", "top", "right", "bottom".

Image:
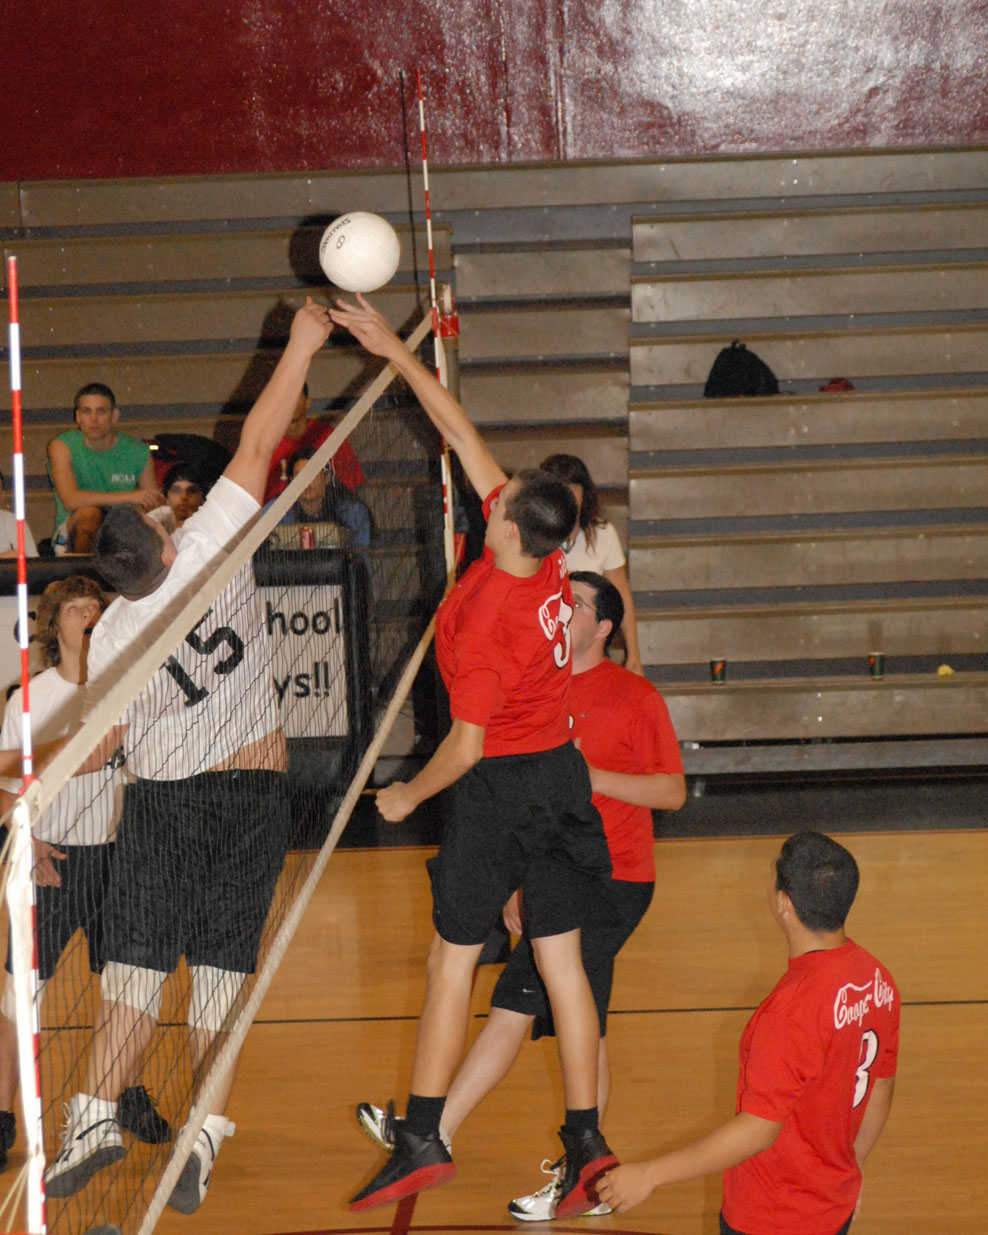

{"left": 424, "top": 933, "right": 483, "bottom": 988}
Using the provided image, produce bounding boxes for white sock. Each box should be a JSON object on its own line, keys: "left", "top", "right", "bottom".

{"left": 201, "top": 1113, "right": 235, "bottom": 1157}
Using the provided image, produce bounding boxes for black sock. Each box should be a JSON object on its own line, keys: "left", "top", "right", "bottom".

{"left": 563, "top": 1106, "right": 599, "bottom": 1136}
{"left": 404, "top": 1093, "right": 446, "bottom": 1139}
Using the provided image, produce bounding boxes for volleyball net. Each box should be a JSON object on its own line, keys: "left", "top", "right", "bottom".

{"left": 0, "top": 309, "right": 450, "bottom": 1235}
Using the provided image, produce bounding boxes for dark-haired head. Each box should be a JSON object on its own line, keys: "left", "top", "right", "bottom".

{"left": 776, "top": 831, "right": 859, "bottom": 932}
{"left": 94, "top": 506, "right": 170, "bottom": 598}
{"left": 503, "top": 470, "right": 578, "bottom": 559}
{"left": 34, "top": 576, "right": 106, "bottom": 668}
{"left": 73, "top": 382, "right": 116, "bottom": 411}
{"left": 570, "top": 570, "right": 624, "bottom": 653}
{"left": 540, "top": 454, "right": 602, "bottom": 548}
{"left": 162, "top": 462, "right": 210, "bottom": 496}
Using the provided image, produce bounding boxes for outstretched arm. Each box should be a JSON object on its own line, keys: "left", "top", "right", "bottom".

{"left": 330, "top": 294, "right": 506, "bottom": 500}
{"left": 597, "top": 1112, "right": 782, "bottom": 1214}
{"left": 225, "top": 298, "right": 333, "bottom": 503}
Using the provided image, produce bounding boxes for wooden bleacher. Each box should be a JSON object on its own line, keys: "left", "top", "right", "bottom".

{"left": 1, "top": 148, "right": 986, "bottom": 774}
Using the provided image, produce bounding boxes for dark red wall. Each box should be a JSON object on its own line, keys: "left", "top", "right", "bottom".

{"left": 3, "top": 0, "right": 986, "bottom": 181}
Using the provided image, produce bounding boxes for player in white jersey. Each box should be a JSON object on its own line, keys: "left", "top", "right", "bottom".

{"left": 0, "top": 576, "right": 170, "bottom": 1171}
{"left": 44, "top": 298, "right": 333, "bottom": 1212}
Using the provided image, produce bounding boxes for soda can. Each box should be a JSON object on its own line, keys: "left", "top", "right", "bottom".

{"left": 710, "top": 658, "right": 726, "bottom": 684}
{"left": 299, "top": 525, "right": 315, "bottom": 550}
{"left": 869, "top": 652, "right": 884, "bottom": 680}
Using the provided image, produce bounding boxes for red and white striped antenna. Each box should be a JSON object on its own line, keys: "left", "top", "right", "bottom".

{"left": 5, "top": 253, "right": 47, "bottom": 1234}
{"left": 415, "top": 70, "right": 462, "bottom": 574}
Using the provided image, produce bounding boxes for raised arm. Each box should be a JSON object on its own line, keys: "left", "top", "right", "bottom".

{"left": 224, "top": 298, "right": 333, "bottom": 503}
{"left": 330, "top": 294, "right": 506, "bottom": 500}
{"left": 47, "top": 439, "right": 162, "bottom": 514}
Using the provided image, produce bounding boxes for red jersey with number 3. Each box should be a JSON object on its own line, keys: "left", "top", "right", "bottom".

{"left": 434, "top": 486, "right": 573, "bottom": 757}
{"left": 722, "top": 940, "right": 899, "bottom": 1235}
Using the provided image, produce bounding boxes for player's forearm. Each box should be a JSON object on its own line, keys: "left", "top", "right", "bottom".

{"left": 641, "top": 1113, "right": 780, "bottom": 1189}
{"left": 855, "top": 1076, "right": 895, "bottom": 1165}
{"left": 238, "top": 340, "right": 315, "bottom": 466}
{"left": 402, "top": 724, "right": 483, "bottom": 808}
{"left": 381, "top": 345, "right": 504, "bottom": 498}
{"left": 588, "top": 767, "right": 687, "bottom": 811}
{"left": 58, "top": 486, "right": 144, "bottom": 510}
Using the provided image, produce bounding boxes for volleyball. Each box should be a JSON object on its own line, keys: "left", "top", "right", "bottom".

{"left": 318, "top": 212, "right": 401, "bottom": 293}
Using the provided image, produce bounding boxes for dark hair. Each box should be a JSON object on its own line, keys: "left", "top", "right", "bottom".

{"left": 94, "top": 506, "right": 167, "bottom": 595}
{"left": 288, "top": 445, "right": 319, "bottom": 470}
{"left": 775, "top": 831, "right": 859, "bottom": 932}
{"left": 162, "top": 462, "right": 210, "bottom": 495}
{"left": 73, "top": 382, "right": 116, "bottom": 411}
{"left": 34, "top": 576, "right": 106, "bottom": 668}
{"left": 570, "top": 570, "right": 624, "bottom": 653}
{"left": 503, "top": 469, "right": 578, "bottom": 559}
{"left": 540, "top": 454, "right": 603, "bottom": 552}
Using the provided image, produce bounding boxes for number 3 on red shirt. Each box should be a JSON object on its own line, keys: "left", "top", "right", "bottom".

{"left": 552, "top": 596, "right": 573, "bottom": 669}
{"left": 853, "top": 1029, "right": 879, "bottom": 1108}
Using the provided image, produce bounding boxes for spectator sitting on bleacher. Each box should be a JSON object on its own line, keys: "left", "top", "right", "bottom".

{"left": 147, "top": 463, "right": 211, "bottom": 538}
{"left": 269, "top": 446, "right": 371, "bottom": 548}
{"left": 0, "top": 470, "right": 38, "bottom": 559}
{"left": 262, "top": 381, "right": 365, "bottom": 506}
{"left": 47, "top": 383, "right": 162, "bottom": 555}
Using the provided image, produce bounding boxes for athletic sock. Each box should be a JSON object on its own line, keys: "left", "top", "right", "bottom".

{"left": 404, "top": 1094, "right": 446, "bottom": 1139}
{"left": 563, "top": 1106, "right": 599, "bottom": 1136}
{"left": 202, "top": 1112, "right": 235, "bottom": 1157}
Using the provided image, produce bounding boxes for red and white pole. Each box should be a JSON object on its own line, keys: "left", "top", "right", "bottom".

{"left": 416, "top": 70, "right": 463, "bottom": 576}
{"left": 6, "top": 254, "right": 47, "bottom": 1234}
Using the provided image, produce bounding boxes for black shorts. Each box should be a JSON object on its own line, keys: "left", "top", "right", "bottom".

{"left": 720, "top": 1211, "right": 853, "bottom": 1235}
{"left": 5, "top": 843, "right": 114, "bottom": 981}
{"left": 491, "top": 878, "right": 654, "bottom": 1037}
{"left": 102, "top": 771, "right": 287, "bottom": 974}
{"left": 428, "top": 741, "right": 611, "bottom": 946}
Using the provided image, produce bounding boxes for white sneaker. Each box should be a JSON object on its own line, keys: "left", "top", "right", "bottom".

{"left": 507, "top": 1157, "right": 614, "bottom": 1221}
{"left": 356, "top": 1101, "right": 394, "bottom": 1151}
{"left": 167, "top": 1117, "right": 235, "bottom": 1215}
{"left": 508, "top": 1158, "right": 563, "bottom": 1221}
{"left": 46, "top": 1095, "right": 125, "bottom": 1199}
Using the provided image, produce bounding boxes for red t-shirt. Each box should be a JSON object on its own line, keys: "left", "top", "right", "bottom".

{"left": 570, "top": 659, "right": 683, "bottom": 881}
{"left": 722, "top": 940, "right": 899, "bottom": 1235}
{"left": 263, "top": 419, "right": 364, "bottom": 504}
{"left": 434, "top": 487, "right": 573, "bottom": 758}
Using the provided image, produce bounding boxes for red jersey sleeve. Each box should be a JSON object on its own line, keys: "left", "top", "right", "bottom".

{"left": 739, "top": 1010, "right": 827, "bottom": 1123}
{"left": 630, "top": 689, "right": 684, "bottom": 775}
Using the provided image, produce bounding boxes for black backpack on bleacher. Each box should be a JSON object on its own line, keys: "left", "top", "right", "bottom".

{"left": 703, "top": 339, "right": 779, "bottom": 397}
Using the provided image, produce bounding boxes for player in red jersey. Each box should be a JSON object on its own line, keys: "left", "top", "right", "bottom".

{"left": 598, "top": 831, "right": 899, "bottom": 1235}
{"left": 355, "top": 571, "right": 687, "bottom": 1220}
{"left": 331, "top": 295, "right": 616, "bottom": 1217}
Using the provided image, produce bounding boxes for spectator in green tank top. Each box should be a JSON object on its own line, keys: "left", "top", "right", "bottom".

{"left": 47, "top": 383, "right": 163, "bottom": 555}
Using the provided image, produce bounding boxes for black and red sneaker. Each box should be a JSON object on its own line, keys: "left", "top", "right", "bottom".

{"left": 349, "top": 1124, "right": 456, "bottom": 1212}
{"left": 553, "top": 1126, "right": 618, "bottom": 1219}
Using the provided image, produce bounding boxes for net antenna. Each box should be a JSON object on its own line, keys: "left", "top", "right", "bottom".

{"left": 3, "top": 254, "right": 47, "bottom": 1234}
{"left": 416, "top": 68, "right": 461, "bottom": 577}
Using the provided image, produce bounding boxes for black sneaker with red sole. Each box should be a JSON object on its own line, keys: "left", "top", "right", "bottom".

{"left": 349, "top": 1125, "right": 456, "bottom": 1212}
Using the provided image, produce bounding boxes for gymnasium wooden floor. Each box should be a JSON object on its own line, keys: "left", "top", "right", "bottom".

{"left": 3, "top": 830, "right": 985, "bottom": 1233}
{"left": 139, "top": 830, "right": 984, "bottom": 1235}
